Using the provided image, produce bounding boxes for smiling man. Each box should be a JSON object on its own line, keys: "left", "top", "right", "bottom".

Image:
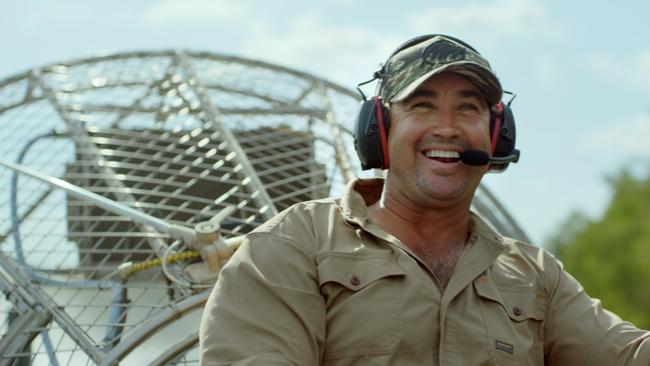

{"left": 199, "top": 34, "right": 650, "bottom": 365}
{"left": 368, "top": 72, "right": 493, "bottom": 288}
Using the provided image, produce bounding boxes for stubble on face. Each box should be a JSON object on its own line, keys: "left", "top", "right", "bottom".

{"left": 383, "top": 73, "right": 491, "bottom": 210}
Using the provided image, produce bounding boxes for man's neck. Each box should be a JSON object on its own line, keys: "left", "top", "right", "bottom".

{"left": 369, "top": 185, "right": 472, "bottom": 237}
{"left": 366, "top": 186, "right": 473, "bottom": 288}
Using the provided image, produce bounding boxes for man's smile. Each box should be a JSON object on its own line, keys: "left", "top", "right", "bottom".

{"left": 422, "top": 149, "right": 461, "bottom": 163}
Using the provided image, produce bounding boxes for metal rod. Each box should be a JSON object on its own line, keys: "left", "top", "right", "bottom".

{"left": 0, "top": 309, "right": 53, "bottom": 366}
{"left": 175, "top": 50, "right": 278, "bottom": 220}
{"left": 0, "top": 188, "right": 53, "bottom": 246}
{"left": 148, "top": 332, "right": 199, "bottom": 366}
{"left": 0, "top": 252, "right": 108, "bottom": 363}
{"left": 30, "top": 69, "right": 179, "bottom": 258}
{"left": 0, "top": 159, "right": 195, "bottom": 243}
{"left": 99, "top": 291, "right": 209, "bottom": 366}
{"left": 316, "top": 84, "right": 357, "bottom": 183}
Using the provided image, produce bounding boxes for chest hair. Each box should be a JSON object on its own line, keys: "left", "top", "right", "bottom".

{"left": 409, "top": 243, "right": 465, "bottom": 288}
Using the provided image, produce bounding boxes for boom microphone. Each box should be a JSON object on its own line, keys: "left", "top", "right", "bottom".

{"left": 460, "top": 149, "right": 521, "bottom": 166}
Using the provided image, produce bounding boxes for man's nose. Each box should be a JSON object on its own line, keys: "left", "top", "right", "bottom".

{"left": 431, "top": 110, "right": 460, "bottom": 139}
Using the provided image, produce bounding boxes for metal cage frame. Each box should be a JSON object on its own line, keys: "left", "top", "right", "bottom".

{"left": 0, "top": 50, "right": 528, "bottom": 365}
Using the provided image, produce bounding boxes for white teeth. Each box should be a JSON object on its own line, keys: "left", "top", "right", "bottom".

{"left": 424, "top": 150, "right": 460, "bottom": 159}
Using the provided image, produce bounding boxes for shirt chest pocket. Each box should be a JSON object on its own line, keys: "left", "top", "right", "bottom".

{"left": 473, "top": 278, "right": 546, "bottom": 365}
{"left": 317, "top": 254, "right": 406, "bottom": 361}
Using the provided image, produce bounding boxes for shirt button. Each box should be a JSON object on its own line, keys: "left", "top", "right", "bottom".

{"left": 513, "top": 306, "right": 522, "bottom": 316}
{"left": 350, "top": 275, "right": 360, "bottom": 286}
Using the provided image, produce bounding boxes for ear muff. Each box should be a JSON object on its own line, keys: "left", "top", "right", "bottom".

{"left": 489, "top": 102, "right": 518, "bottom": 172}
{"left": 353, "top": 96, "right": 391, "bottom": 170}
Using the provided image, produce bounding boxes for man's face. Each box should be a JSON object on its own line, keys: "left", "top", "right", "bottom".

{"left": 385, "top": 72, "right": 491, "bottom": 208}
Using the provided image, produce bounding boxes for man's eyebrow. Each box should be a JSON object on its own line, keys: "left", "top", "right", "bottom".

{"left": 408, "top": 90, "right": 437, "bottom": 99}
{"left": 458, "top": 89, "right": 485, "bottom": 102}
{"left": 457, "top": 90, "right": 490, "bottom": 107}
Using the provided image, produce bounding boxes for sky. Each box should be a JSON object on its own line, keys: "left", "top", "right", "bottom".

{"left": 1, "top": 0, "right": 649, "bottom": 245}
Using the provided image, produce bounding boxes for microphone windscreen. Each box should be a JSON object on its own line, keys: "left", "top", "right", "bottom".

{"left": 460, "top": 149, "right": 490, "bottom": 166}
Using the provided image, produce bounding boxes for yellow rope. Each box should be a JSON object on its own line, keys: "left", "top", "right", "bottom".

{"left": 118, "top": 250, "right": 201, "bottom": 279}
{"left": 117, "top": 236, "right": 244, "bottom": 280}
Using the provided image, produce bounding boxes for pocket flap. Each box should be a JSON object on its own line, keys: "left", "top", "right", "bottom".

{"left": 318, "top": 254, "right": 406, "bottom": 291}
{"left": 474, "top": 276, "right": 545, "bottom": 321}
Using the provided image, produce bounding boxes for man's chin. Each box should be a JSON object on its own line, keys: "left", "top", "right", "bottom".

{"left": 415, "top": 177, "right": 468, "bottom": 203}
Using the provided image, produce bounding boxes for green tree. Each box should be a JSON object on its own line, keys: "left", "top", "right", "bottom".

{"left": 549, "top": 169, "right": 650, "bottom": 330}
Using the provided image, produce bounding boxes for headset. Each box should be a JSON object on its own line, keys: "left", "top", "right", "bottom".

{"left": 353, "top": 34, "right": 519, "bottom": 173}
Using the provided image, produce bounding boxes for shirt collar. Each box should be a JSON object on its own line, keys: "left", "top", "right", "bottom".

{"left": 340, "top": 178, "right": 383, "bottom": 225}
{"left": 340, "top": 177, "right": 506, "bottom": 249}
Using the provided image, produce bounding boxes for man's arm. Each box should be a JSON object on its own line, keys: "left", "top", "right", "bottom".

{"left": 543, "top": 258, "right": 650, "bottom": 365}
{"left": 199, "top": 232, "right": 325, "bottom": 365}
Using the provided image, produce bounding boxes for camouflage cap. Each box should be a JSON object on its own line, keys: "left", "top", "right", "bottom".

{"left": 380, "top": 35, "right": 502, "bottom": 106}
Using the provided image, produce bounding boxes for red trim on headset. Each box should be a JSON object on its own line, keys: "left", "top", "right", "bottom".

{"left": 373, "top": 96, "right": 390, "bottom": 169}
{"left": 491, "top": 102, "right": 503, "bottom": 154}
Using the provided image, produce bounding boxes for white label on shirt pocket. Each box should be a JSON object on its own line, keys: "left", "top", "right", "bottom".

{"left": 474, "top": 276, "right": 545, "bottom": 365}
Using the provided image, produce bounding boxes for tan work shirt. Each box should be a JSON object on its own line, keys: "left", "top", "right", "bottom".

{"left": 199, "top": 178, "right": 650, "bottom": 365}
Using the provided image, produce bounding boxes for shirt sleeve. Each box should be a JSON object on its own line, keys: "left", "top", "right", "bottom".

{"left": 543, "top": 258, "right": 650, "bottom": 365}
{"left": 199, "top": 232, "right": 325, "bottom": 365}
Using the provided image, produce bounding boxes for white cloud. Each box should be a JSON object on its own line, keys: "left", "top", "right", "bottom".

{"left": 143, "top": 0, "right": 249, "bottom": 24}
{"left": 590, "top": 56, "right": 615, "bottom": 75}
{"left": 591, "top": 50, "right": 650, "bottom": 91}
{"left": 581, "top": 113, "right": 650, "bottom": 155}
{"left": 637, "top": 50, "right": 650, "bottom": 74}
{"left": 240, "top": 13, "right": 402, "bottom": 86}
{"left": 404, "top": 0, "right": 558, "bottom": 46}
{"left": 534, "top": 59, "right": 557, "bottom": 83}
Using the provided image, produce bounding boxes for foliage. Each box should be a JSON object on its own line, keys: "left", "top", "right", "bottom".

{"left": 549, "top": 169, "right": 650, "bottom": 330}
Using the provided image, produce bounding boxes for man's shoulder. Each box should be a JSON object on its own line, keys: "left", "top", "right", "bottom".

{"left": 250, "top": 197, "right": 342, "bottom": 237}
{"left": 499, "top": 237, "right": 559, "bottom": 267}
{"left": 500, "top": 236, "right": 545, "bottom": 254}
{"left": 471, "top": 212, "right": 561, "bottom": 275}
{"left": 492, "top": 236, "right": 563, "bottom": 290}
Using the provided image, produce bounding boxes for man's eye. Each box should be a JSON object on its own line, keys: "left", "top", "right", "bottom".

{"left": 459, "top": 103, "right": 479, "bottom": 111}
